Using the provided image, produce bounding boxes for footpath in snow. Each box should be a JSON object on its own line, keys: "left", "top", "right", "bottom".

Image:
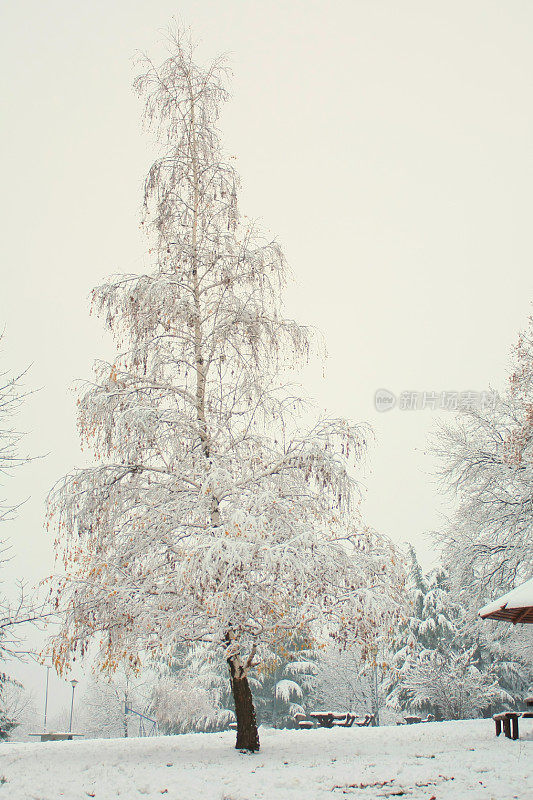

{"left": 1, "top": 719, "right": 532, "bottom": 799}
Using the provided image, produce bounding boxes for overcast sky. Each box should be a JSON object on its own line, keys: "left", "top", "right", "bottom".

{"left": 1, "top": 0, "right": 532, "bottom": 711}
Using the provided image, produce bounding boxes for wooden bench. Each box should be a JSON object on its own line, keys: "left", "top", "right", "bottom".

{"left": 352, "top": 713, "right": 374, "bottom": 727}
{"left": 396, "top": 714, "right": 434, "bottom": 726}
{"left": 28, "top": 732, "right": 84, "bottom": 742}
{"left": 331, "top": 713, "right": 357, "bottom": 728}
{"left": 293, "top": 713, "right": 314, "bottom": 730}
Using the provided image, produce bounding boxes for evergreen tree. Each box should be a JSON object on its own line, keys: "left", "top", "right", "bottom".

{"left": 253, "top": 634, "right": 317, "bottom": 728}
{"left": 152, "top": 646, "right": 234, "bottom": 734}
{"left": 386, "top": 548, "right": 516, "bottom": 720}
{"left": 154, "top": 635, "right": 317, "bottom": 732}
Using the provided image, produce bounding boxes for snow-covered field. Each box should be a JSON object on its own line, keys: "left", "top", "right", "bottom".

{"left": 2, "top": 719, "right": 532, "bottom": 799}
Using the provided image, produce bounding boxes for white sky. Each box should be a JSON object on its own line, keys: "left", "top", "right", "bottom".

{"left": 1, "top": 0, "right": 532, "bottom": 712}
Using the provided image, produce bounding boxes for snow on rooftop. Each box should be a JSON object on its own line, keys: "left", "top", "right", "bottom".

{"left": 479, "top": 576, "right": 533, "bottom": 619}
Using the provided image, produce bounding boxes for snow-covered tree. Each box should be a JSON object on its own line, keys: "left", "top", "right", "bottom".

{"left": 386, "top": 548, "right": 530, "bottom": 719}
{"left": 312, "top": 643, "right": 394, "bottom": 724}
{"left": 0, "top": 681, "right": 21, "bottom": 740}
{"left": 252, "top": 634, "right": 317, "bottom": 728}
{"left": 77, "top": 669, "right": 154, "bottom": 739}
{"left": 387, "top": 549, "right": 475, "bottom": 719}
{"left": 468, "top": 620, "right": 533, "bottom": 712}
{"left": 0, "top": 336, "right": 41, "bottom": 739}
{"left": 393, "top": 647, "right": 509, "bottom": 720}
{"left": 47, "top": 29, "right": 403, "bottom": 752}
{"left": 154, "top": 634, "right": 317, "bottom": 732}
{"left": 432, "top": 317, "right": 533, "bottom": 709}
{"left": 0, "top": 683, "right": 37, "bottom": 742}
{"left": 0, "top": 681, "right": 34, "bottom": 741}
{"left": 435, "top": 315, "right": 533, "bottom": 598}
{"left": 0, "top": 337, "right": 29, "bottom": 527}
{"left": 152, "top": 645, "right": 234, "bottom": 734}
{"left": 395, "top": 548, "right": 458, "bottom": 658}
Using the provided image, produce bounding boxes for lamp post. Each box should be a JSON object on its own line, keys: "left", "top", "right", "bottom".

{"left": 43, "top": 665, "right": 51, "bottom": 731}
{"left": 69, "top": 679, "right": 79, "bottom": 733}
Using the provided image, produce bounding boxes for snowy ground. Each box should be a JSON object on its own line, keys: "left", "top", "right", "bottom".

{"left": 1, "top": 719, "right": 532, "bottom": 800}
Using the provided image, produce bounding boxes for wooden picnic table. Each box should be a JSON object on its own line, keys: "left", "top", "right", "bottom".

{"left": 493, "top": 712, "right": 520, "bottom": 740}
{"left": 307, "top": 711, "right": 373, "bottom": 729}
{"left": 309, "top": 711, "right": 348, "bottom": 728}
{"left": 493, "top": 698, "right": 533, "bottom": 740}
{"left": 296, "top": 711, "right": 374, "bottom": 730}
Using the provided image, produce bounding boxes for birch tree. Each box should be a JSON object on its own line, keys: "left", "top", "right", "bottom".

{"left": 0, "top": 336, "right": 43, "bottom": 737}
{"left": 0, "top": 336, "right": 29, "bottom": 526}
{"left": 48, "top": 30, "right": 402, "bottom": 752}
{"left": 435, "top": 315, "right": 533, "bottom": 598}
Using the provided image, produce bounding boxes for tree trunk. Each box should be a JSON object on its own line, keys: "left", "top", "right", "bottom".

{"left": 227, "top": 657, "right": 260, "bottom": 752}
{"left": 371, "top": 664, "right": 380, "bottom": 727}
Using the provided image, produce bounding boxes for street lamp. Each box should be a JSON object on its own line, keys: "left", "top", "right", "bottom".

{"left": 69, "top": 679, "right": 79, "bottom": 733}
{"left": 43, "top": 665, "right": 51, "bottom": 732}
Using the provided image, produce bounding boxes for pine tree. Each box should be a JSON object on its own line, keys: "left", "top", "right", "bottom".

{"left": 152, "top": 644, "right": 234, "bottom": 734}
{"left": 253, "top": 634, "right": 317, "bottom": 728}
{"left": 461, "top": 608, "right": 532, "bottom": 713}
{"left": 48, "top": 30, "right": 403, "bottom": 751}
{"left": 386, "top": 549, "right": 523, "bottom": 720}
{"left": 154, "top": 635, "right": 316, "bottom": 732}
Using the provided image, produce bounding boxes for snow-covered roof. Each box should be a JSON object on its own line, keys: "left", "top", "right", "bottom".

{"left": 478, "top": 576, "right": 533, "bottom": 624}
